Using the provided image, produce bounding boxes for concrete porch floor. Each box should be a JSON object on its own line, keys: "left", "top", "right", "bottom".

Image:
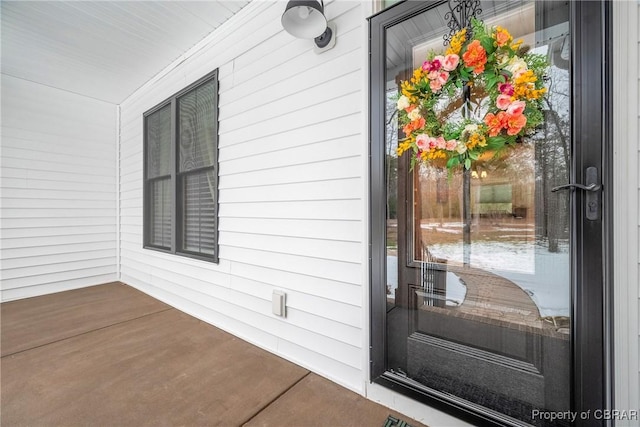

{"left": 1, "top": 282, "right": 425, "bottom": 427}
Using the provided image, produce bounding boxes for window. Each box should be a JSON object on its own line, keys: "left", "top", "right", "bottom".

{"left": 143, "top": 70, "right": 219, "bottom": 263}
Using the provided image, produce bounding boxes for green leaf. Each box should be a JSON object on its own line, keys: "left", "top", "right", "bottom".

{"left": 464, "top": 158, "right": 472, "bottom": 170}
{"left": 480, "top": 36, "right": 496, "bottom": 54}
{"left": 468, "top": 151, "right": 479, "bottom": 160}
{"left": 487, "top": 136, "right": 507, "bottom": 149}
{"left": 446, "top": 156, "right": 460, "bottom": 169}
{"left": 485, "top": 74, "right": 498, "bottom": 91}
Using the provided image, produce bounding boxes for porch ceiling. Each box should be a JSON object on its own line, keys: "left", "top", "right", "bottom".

{"left": 0, "top": 1, "right": 250, "bottom": 104}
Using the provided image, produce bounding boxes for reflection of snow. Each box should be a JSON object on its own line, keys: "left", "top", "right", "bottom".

{"left": 386, "top": 241, "right": 570, "bottom": 318}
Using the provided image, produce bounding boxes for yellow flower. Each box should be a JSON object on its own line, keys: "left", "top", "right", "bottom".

{"left": 446, "top": 28, "right": 467, "bottom": 55}
{"left": 396, "top": 140, "right": 412, "bottom": 156}
{"left": 467, "top": 133, "right": 487, "bottom": 149}
{"left": 513, "top": 70, "right": 545, "bottom": 100}
{"left": 511, "top": 39, "right": 524, "bottom": 51}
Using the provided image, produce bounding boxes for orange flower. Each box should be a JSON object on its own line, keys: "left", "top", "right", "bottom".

{"left": 484, "top": 111, "right": 508, "bottom": 137}
{"left": 506, "top": 113, "right": 527, "bottom": 135}
{"left": 494, "top": 27, "right": 512, "bottom": 47}
{"left": 462, "top": 40, "right": 487, "bottom": 74}
{"left": 402, "top": 118, "right": 425, "bottom": 137}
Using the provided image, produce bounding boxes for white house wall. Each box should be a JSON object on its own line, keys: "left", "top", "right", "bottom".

{"left": 118, "top": 1, "right": 368, "bottom": 392}
{"left": 0, "top": 75, "right": 118, "bottom": 301}
{"left": 613, "top": 1, "right": 640, "bottom": 423}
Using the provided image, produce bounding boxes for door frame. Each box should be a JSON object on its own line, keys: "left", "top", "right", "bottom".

{"left": 368, "top": 1, "right": 613, "bottom": 425}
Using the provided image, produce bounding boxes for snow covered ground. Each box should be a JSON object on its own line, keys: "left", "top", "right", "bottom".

{"left": 387, "top": 240, "right": 570, "bottom": 317}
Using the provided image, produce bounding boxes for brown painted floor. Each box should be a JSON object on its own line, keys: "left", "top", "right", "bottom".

{"left": 1, "top": 282, "right": 425, "bottom": 427}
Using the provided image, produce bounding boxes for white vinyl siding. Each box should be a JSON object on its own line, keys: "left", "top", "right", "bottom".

{"left": 613, "top": 1, "right": 640, "bottom": 423}
{"left": 0, "top": 75, "right": 117, "bottom": 301}
{"left": 118, "top": 1, "right": 366, "bottom": 392}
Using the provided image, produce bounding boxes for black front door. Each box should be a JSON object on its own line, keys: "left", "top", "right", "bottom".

{"left": 369, "top": 1, "right": 612, "bottom": 426}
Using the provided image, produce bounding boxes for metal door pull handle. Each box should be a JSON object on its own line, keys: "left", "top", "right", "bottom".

{"left": 551, "top": 183, "right": 601, "bottom": 192}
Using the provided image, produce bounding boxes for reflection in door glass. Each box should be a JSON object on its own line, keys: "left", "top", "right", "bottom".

{"left": 385, "top": 1, "right": 571, "bottom": 425}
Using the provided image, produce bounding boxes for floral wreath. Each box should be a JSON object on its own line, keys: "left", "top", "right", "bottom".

{"left": 396, "top": 19, "right": 548, "bottom": 170}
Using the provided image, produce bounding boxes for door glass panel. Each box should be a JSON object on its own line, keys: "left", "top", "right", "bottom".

{"left": 385, "top": 1, "right": 571, "bottom": 425}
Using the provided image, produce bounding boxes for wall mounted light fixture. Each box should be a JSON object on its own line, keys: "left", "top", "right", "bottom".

{"left": 281, "top": 0, "right": 336, "bottom": 53}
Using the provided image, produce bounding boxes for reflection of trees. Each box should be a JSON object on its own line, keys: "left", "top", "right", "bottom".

{"left": 534, "top": 66, "right": 570, "bottom": 252}
{"left": 386, "top": 90, "right": 399, "bottom": 220}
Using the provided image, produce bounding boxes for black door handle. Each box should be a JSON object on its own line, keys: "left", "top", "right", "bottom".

{"left": 551, "top": 183, "right": 601, "bottom": 192}
{"left": 550, "top": 166, "right": 601, "bottom": 221}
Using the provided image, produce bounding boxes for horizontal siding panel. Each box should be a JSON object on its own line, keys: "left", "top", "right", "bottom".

{"left": 221, "top": 113, "right": 359, "bottom": 161}
{"left": 1, "top": 132, "right": 114, "bottom": 157}
{"left": 220, "top": 199, "right": 362, "bottom": 221}
{"left": 0, "top": 275, "right": 118, "bottom": 302}
{"left": 120, "top": 247, "right": 231, "bottom": 286}
{"left": 220, "top": 178, "right": 362, "bottom": 203}
{"left": 2, "top": 233, "right": 116, "bottom": 249}
{"left": 120, "top": 197, "right": 141, "bottom": 209}
{"left": 2, "top": 156, "right": 113, "bottom": 178}
{"left": 1, "top": 265, "right": 116, "bottom": 290}
{"left": 219, "top": 91, "right": 361, "bottom": 144}
{"left": 2, "top": 188, "right": 115, "bottom": 201}
{"left": 1, "top": 249, "right": 116, "bottom": 269}
{"left": 221, "top": 156, "right": 361, "bottom": 189}
{"left": 1, "top": 241, "right": 116, "bottom": 260}
{"left": 1, "top": 146, "right": 114, "bottom": 167}
{"left": 228, "top": 262, "right": 361, "bottom": 307}
{"left": 221, "top": 135, "right": 361, "bottom": 177}
{"left": 25, "top": 169, "right": 114, "bottom": 185}
{"left": 220, "top": 231, "right": 362, "bottom": 264}
{"left": 1, "top": 178, "right": 115, "bottom": 194}
{"left": 221, "top": 246, "right": 361, "bottom": 285}
{"left": 1, "top": 216, "right": 116, "bottom": 229}
{"left": 2, "top": 257, "right": 115, "bottom": 280}
{"left": 229, "top": 274, "right": 361, "bottom": 328}
{"left": 1, "top": 208, "right": 116, "bottom": 218}
{"left": 0, "top": 225, "right": 115, "bottom": 239}
{"left": 222, "top": 69, "right": 361, "bottom": 132}
{"left": 220, "top": 217, "right": 362, "bottom": 242}
{"left": 120, "top": 179, "right": 142, "bottom": 194}
{"left": 2, "top": 198, "right": 115, "bottom": 209}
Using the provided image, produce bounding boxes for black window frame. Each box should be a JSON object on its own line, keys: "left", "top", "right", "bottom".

{"left": 143, "top": 69, "right": 220, "bottom": 264}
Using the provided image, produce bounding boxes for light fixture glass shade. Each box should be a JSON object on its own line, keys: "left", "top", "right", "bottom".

{"left": 281, "top": 0, "right": 327, "bottom": 39}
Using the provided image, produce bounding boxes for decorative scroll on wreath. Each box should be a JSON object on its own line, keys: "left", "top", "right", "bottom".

{"left": 396, "top": 19, "right": 548, "bottom": 170}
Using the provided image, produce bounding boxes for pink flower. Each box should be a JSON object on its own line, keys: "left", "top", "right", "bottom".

{"left": 445, "top": 139, "right": 458, "bottom": 150}
{"left": 442, "top": 54, "right": 460, "bottom": 71}
{"left": 436, "top": 71, "right": 449, "bottom": 85}
{"left": 430, "top": 79, "right": 443, "bottom": 92}
{"left": 498, "top": 82, "right": 514, "bottom": 96}
{"left": 435, "top": 136, "right": 447, "bottom": 149}
{"left": 506, "top": 101, "right": 526, "bottom": 116}
{"left": 432, "top": 56, "right": 444, "bottom": 69}
{"left": 416, "top": 134, "right": 430, "bottom": 151}
{"left": 496, "top": 94, "right": 512, "bottom": 110}
{"left": 423, "top": 58, "right": 442, "bottom": 72}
